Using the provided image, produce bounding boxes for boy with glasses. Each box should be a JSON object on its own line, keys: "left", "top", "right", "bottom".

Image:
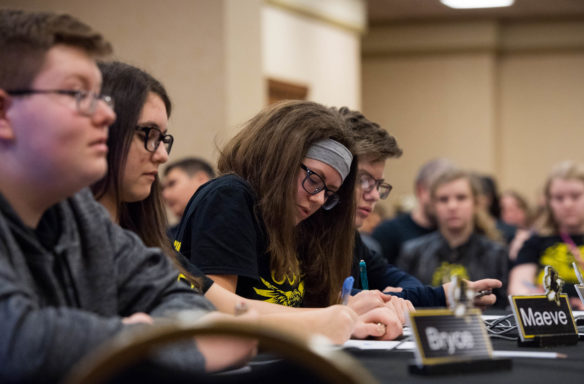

{"left": 0, "top": 9, "right": 248, "bottom": 382}
{"left": 338, "top": 107, "right": 503, "bottom": 312}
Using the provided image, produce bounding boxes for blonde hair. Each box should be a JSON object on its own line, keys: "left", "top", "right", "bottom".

{"left": 431, "top": 169, "right": 503, "bottom": 243}
{"left": 534, "top": 161, "right": 584, "bottom": 236}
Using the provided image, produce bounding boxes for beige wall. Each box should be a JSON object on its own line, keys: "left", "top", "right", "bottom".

{"left": 1, "top": 0, "right": 364, "bottom": 159}
{"left": 262, "top": 3, "right": 362, "bottom": 109}
{"left": 498, "top": 51, "right": 584, "bottom": 203}
{"left": 0, "top": 0, "right": 264, "bottom": 166}
{"left": 362, "top": 20, "right": 584, "bottom": 213}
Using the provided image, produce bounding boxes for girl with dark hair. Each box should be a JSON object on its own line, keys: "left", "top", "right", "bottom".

{"left": 94, "top": 62, "right": 403, "bottom": 343}
{"left": 93, "top": 61, "right": 173, "bottom": 256}
{"left": 92, "top": 61, "right": 262, "bottom": 371}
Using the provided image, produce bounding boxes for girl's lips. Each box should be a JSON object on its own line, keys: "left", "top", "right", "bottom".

{"left": 297, "top": 205, "right": 310, "bottom": 219}
{"left": 358, "top": 207, "right": 371, "bottom": 216}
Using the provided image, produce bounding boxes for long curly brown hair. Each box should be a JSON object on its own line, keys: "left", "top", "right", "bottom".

{"left": 218, "top": 100, "right": 357, "bottom": 306}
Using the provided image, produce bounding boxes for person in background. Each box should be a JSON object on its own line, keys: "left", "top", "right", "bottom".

{"left": 372, "top": 158, "right": 455, "bottom": 265}
{"left": 0, "top": 10, "right": 252, "bottom": 382}
{"left": 478, "top": 174, "right": 516, "bottom": 244}
{"left": 163, "top": 157, "right": 215, "bottom": 238}
{"left": 398, "top": 169, "right": 509, "bottom": 307}
{"left": 500, "top": 189, "right": 533, "bottom": 229}
{"left": 509, "top": 161, "right": 584, "bottom": 309}
{"left": 501, "top": 189, "right": 534, "bottom": 264}
{"left": 340, "top": 108, "right": 502, "bottom": 311}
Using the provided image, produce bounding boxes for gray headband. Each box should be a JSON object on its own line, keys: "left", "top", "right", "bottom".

{"left": 305, "top": 139, "right": 353, "bottom": 182}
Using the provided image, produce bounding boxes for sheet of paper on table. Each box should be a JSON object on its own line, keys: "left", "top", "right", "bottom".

{"left": 343, "top": 340, "right": 401, "bottom": 350}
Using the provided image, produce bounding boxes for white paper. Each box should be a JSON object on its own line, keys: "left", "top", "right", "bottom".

{"left": 343, "top": 339, "right": 401, "bottom": 350}
{"left": 492, "top": 350, "right": 563, "bottom": 359}
{"left": 396, "top": 341, "right": 416, "bottom": 350}
{"left": 572, "top": 310, "right": 584, "bottom": 317}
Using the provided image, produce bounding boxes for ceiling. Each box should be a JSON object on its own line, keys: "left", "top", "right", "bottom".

{"left": 367, "top": 0, "right": 584, "bottom": 24}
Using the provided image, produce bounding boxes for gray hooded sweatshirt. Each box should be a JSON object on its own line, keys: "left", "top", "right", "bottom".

{"left": 0, "top": 189, "right": 215, "bottom": 383}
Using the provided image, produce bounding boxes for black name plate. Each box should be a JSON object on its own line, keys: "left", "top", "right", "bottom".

{"left": 509, "top": 294, "right": 578, "bottom": 344}
{"left": 409, "top": 308, "right": 492, "bottom": 366}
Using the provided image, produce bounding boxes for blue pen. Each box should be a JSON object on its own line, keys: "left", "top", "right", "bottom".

{"left": 341, "top": 276, "right": 354, "bottom": 305}
{"left": 359, "top": 259, "right": 369, "bottom": 290}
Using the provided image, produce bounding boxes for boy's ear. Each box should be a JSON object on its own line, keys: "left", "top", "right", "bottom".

{"left": 0, "top": 90, "right": 16, "bottom": 141}
{"left": 195, "top": 171, "right": 210, "bottom": 183}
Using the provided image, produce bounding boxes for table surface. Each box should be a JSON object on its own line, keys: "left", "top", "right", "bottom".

{"left": 348, "top": 312, "right": 584, "bottom": 384}
{"left": 349, "top": 338, "right": 583, "bottom": 384}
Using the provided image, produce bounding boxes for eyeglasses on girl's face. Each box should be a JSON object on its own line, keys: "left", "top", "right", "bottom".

{"left": 135, "top": 125, "right": 174, "bottom": 155}
{"left": 300, "top": 164, "right": 340, "bottom": 210}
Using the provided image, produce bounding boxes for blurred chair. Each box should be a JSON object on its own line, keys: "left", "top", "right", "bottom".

{"left": 63, "top": 314, "right": 378, "bottom": 384}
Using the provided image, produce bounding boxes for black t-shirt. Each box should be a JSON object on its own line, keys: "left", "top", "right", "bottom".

{"left": 174, "top": 174, "right": 304, "bottom": 307}
{"left": 372, "top": 213, "right": 435, "bottom": 265}
{"left": 516, "top": 233, "right": 584, "bottom": 297}
{"left": 174, "top": 251, "right": 214, "bottom": 294}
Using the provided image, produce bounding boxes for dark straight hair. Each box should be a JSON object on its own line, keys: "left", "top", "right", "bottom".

{"left": 92, "top": 61, "right": 172, "bottom": 254}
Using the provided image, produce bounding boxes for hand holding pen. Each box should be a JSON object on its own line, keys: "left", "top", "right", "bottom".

{"left": 443, "top": 278, "right": 502, "bottom": 309}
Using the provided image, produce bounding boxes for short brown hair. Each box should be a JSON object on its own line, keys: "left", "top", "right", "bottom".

{"left": 0, "top": 9, "right": 112, "bottom": 90}
{"left": 416, "top": 158, "right": 456, "bottom": 189}
{"left": 337, "top": 107, "right": 402, "bottom": 162}
{"left": 164, "top": 157, "right": 216, "bottom": 179}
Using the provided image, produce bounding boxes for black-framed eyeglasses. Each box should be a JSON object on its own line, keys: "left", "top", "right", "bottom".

{"left": 300, "top": 164, "right": 340, "bottom": 210}
{"left": 359, "top": 172, "right": 392, "bottom": 200}
{"left": 135, "top": 125, "right": 174, "bottom": 155}
{"left": 6, "top": 89, "right": 114, "bottom": 116}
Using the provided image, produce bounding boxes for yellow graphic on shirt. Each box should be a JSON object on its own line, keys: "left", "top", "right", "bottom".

{"left": 271, "top": 270, "right": 297, "bottom": 286}
{"left": 432, "top": 262, "right": 470, "bottom": 287}
{"left": 536, "top": 243, "right": 583, "bottom": 286}
{"left": 253, "top": 276, "right": 304, "bottom": 306}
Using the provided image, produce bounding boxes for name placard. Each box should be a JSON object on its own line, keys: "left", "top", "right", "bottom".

{"left": 409, "top": 308, "right": 492, "bottom": 366}
{"left": 509, "top": 294, "right": 578, "bottom": 343}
